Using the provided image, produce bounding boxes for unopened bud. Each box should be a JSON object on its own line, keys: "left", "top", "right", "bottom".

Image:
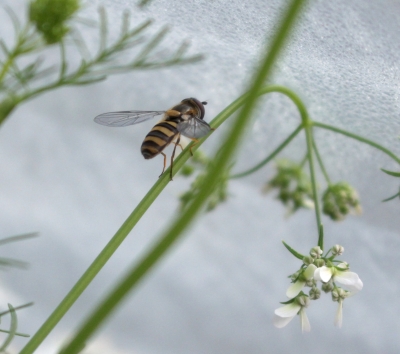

{"left": 322, "top": 280, "right": 334, "bottom": 293}
{"left": 303, "top": 256, "right": 314, "bottom": 266}
{"left": 310, "top": 246, "right": 323, "bottom": 259}
{"left": 314, "top": 259, "right": 325, "bottom": 268}
{"left": 309, "top": 287, "right": 321, "bottom": 300}
{"left": 332, "top": 244, "right": 344, "bottom": 256}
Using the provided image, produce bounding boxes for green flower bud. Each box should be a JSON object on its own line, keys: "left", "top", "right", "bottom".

{"left": 332, "top": 287, "right": 348, "bottom": 302}
{"left": 296, "top": 294, "right": 310, "bottom": 308}
{"left": 309, "top": 286, "right": 321, "bottom": 300}
{"left": 265, "top": 159, "right": 313, "bottom": 214}
{"left": 321, "top": 280, "right": 334, "bottom": 293}
{"left": 322, "top": 182, "right": 361, "bottom": 221}
{"left": 29, "top": 0, "right": 80, "bottom": 44}
{"left": 310, "top": 246, "right": 323, "bottom": 259}
{"left": 305, "top": 279, "right": 316, "bottom": 287}
{"left": 302, "top": 256, "right": 314, "bottom": 266}
{"left": 314, "top": 258, "right": 325, "bottom": 267}
{"left": 179, "top": 157, "right": 231, "bottom": 212}
{"left": 180, "top": 165, "right": 195, "bottom": 176}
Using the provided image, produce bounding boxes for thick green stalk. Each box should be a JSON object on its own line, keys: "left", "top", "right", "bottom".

{"left": 58, "top": 1, "right": 307, "bottom": 353}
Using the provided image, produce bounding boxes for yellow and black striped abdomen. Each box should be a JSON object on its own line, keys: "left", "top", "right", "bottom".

{"left": 141, "top": 119, "right": 180, "bottom": 159}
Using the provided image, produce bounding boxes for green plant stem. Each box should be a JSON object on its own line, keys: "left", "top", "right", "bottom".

{"left": 313, "top": 121, "right": 400, "bottom": 165}
{"left": 0, "top": 304, "right": 17, "bottom": 351}
{"left": 318, "top": 223, "right": 324, "bottom": 250}
{"left": 229, "top": 85, "right": 310, "bottom": 178}
{"left": 312, "top": 136, "right": 331, "bottom": 184}
{"left": 57, "top": 1, "right": 307, "bottom": 353}
{"left": 382, "top": 190, "right": 400, "bottom": 202}
{"left": 0, "top": 55, "right": 15, "bottom": 83}
{"left": 299, "top": 152, "right": 308, "bottom": 168}
{"left": 230, "top": 124, "right": 303, "bottom": 179}
{"left": 0, "top": 329, "right": 29, "bottom": 337}
{"left": 304, "top": 120, "right": 322, "bottom": 232}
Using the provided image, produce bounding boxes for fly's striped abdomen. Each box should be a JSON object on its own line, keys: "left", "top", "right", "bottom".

{"left": 141, "top": 119, "right": 180, "bottom": 159}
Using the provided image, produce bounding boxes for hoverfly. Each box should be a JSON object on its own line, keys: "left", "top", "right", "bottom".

{"left": 94, "top": 98, "right": 212, "bottom": 180}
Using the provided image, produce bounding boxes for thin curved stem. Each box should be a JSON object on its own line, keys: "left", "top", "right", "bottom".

{"left": 229, "top": 85, "right": 311, "bottom": 178}
{"left": 299, "top": 152, "right": 308, "bottom": 168}
{"left": 230, "top": 124, "right": 303, "bottom": 178}
{"left": 313, "top": 121, "right": 400, "bottom": 165}
{"left": 312, "top": 136, "right": 331, "bottom": 185}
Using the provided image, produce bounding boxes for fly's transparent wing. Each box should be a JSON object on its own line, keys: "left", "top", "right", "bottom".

{"left": 178, "top": 117, "right": 211, "bottom": 139}
{"left": 94, "top": 111, "right": 165, "bottom": 127}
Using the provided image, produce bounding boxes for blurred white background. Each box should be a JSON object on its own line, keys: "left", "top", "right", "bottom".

{"left": 1, "top": 0, "right": 400, "bottom": 353}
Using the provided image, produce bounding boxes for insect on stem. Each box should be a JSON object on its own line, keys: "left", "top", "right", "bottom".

{"left": 94, "top": 98, "right": 212, "bottom": 179}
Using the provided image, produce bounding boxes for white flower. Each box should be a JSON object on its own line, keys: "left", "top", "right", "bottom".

{"left": 273, "top": 296, "right": 311, "bottom": 332}
{"left": 314, "top": 263, "right": 363, "bottom": 294}
{"left": 286, "top": 264, "right": 317, "bottom": 298}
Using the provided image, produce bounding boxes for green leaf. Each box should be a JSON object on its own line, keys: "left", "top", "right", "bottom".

{"left": 0, "top": 232, "right": 38, "bottom": 246}
{"left": 381, "top": 168, "right": 400, "bottom": 177}
{"left": 382, "top": 190, "right": 400, "bottom": 202}
{"left": 282, "top": 240, "right": 305, "bottom": 260}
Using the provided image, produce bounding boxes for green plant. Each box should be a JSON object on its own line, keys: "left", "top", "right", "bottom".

{"left": 0, "top": 0, "right": 201, "bottom": 126}
{"left": 0, "top": 0, "right": 396, "bottom": 352}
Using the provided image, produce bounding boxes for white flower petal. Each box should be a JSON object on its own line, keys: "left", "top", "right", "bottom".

{"left": 273, "top": 313, "right": 296, "bottom": 328}
{"left": 299, "top": 308, "right": 311, "bottom": 333}
{"left": 286, "top": 280, "right": 306, "bottom": 298}
{"left": 314, "top": 266, "right": 332, "bottom": 282}
{"left": 274, "top": 303, "right": 301, "bottom": 318}
{"left": 335, "top": 271, "right": 363, "bottom": 293}
{"left": 334, "top": 300, "right": 343, "bottom": 328}
{"left": 304, "top": 264, "right": 317, "bottom": 280}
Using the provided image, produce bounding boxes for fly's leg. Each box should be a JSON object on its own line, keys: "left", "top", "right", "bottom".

{"left": 159, "top": 152, "right": 167, "bottom": 178}
{"left": 173, "top": 142, "right": 184, "bottom": 152}
{"left": 189, "top": 138, "right": 199, "bottom": 156}
{"left": 170, "top": 134, "right": 181, "bottom": 181}
{"left": 188, "top": 127, "right": 216, "bottom": 156}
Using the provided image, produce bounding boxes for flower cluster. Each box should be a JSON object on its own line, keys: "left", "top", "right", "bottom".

{"left": 273, "top": 244, "right": 363, "bottom": 332}
{"left": 180, "top": 150, "right": 230, "bottom": 211}
{"left": 29, "top": 0, "right": 80, "bottom": 44}
{"left": 322, "top": 182, "right": 361, "bottom": 220}
{"left": 264, "top": 159, "right": 313, "bottom": 214}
